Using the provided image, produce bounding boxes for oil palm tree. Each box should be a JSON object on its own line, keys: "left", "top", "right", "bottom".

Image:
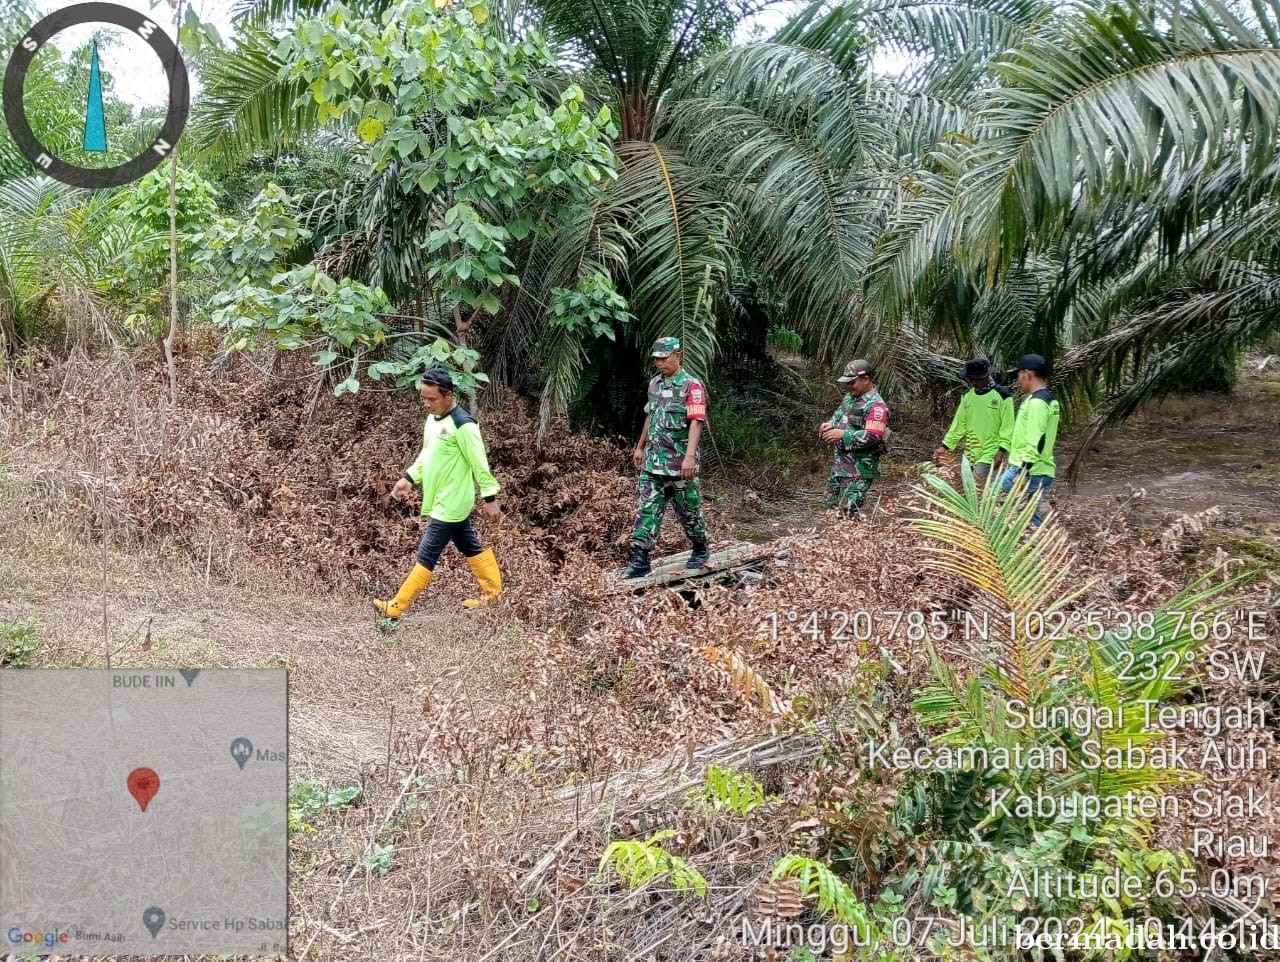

{"left": 0, "top": 5, "right": 152, "bottom": 355}
{"left": 904, "top": 460, "right": 1244, "bottom": 915}
{"left": 188, "top": 0, "right": 898, "bottom": 431}
{"left": 859, "top": 0, "right": 1280, "bottom": 467}
{"left": 0, "top": 176, "right": 142, "bottom": 354}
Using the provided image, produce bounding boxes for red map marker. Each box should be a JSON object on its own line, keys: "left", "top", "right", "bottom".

{"left": 127, "top": 767, "right": 160, "bottom": 812}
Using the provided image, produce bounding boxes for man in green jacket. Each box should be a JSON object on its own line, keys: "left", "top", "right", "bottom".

{"left": 999, "top": 353, "right": 1060, "bottom": 527}
{"left": 933, "top": 358, "right": 1014, "bottom": 483}
{"left": 374, "top": 368, "right": 503, "bottom": 619}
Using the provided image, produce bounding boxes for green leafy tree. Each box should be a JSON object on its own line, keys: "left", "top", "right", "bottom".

{"left": 110, "top": 167, "right": 219, "bottom": 336}
{"left": 197, "top": 182, "right": 312, "bottom": 288}
{"left": 209, "top": 261, "right": 392, "bottom": 391}
{"left": 277, "top": 0, "right": 627, "bottom": 370}
{"left": 201, "top": 183, "right": 485, "bottom": 395}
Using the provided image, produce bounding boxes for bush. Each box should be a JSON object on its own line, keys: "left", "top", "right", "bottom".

{"left": 774, "top": 465, "right": 1241, "bottom": 956}
{"left": 0, "top": 619, "right": 40, "bottom": 667}
{"left": 288, "top": 776, "right": 362, "bottom": 835}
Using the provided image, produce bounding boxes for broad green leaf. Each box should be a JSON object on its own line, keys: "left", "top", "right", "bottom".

{"left": 357, "top": 117, "right": 385, "bottom": 143}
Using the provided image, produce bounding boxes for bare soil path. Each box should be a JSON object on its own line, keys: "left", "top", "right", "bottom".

{"left": 0, "top": 519, "right": 525, "bottom": 787}
{"left": 1054, "top": 378, "right": 1280, "bottom": 563}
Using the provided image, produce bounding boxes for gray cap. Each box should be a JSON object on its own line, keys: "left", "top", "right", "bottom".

{"left": 837, "top": 359, "right": 873, "bottom": 383}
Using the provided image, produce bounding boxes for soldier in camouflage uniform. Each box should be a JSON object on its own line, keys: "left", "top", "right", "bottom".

{"left": 820, "top": 359, "right": 890, "bottom": 518}
{"left": 624, "top": 337, "right": 711, "bottom": 578}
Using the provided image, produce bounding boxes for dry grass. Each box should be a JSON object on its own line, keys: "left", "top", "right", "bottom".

{"left": 2, "top": 353, "right": 1279, "bottom": 961}
{"left": 5, "top": 492, "right": 1277, "bottom": 961}
{"left": 0, "top": 349, "right": 767, "bottom": 595}
{"left": 0, "top": 511, "right": 528, "bottom": 784}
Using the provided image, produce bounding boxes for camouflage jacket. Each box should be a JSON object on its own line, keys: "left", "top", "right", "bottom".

{"left": 642, "top": 369, "right": 707, "bottom": 475}
{"left": 828, "top": 388, "right": 889, "bottom": 478}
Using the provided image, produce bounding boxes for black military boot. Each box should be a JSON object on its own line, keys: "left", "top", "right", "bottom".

{"left": 623, "top": 546, "right": 651, "bottom": 579}
{"left": 686, "top": 538, "right": 710, "bottom": 569}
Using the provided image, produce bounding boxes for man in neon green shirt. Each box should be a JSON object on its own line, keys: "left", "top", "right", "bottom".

{"left": 933, "top": 358, "right": 1014, "bottom": 483}
{"left": 374, "top": 368, "right": 503, "bottom": 620}
{"left": 999, "top": 353, "right": 1060, "bottom": 527}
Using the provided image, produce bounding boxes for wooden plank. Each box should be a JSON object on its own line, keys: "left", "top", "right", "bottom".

{"left": 603, "top": 541, "right": 788, "bottom": 594}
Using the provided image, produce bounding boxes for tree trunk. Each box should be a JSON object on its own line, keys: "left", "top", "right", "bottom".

{"left": 0, "top": 302, "right": 17, "bottom": 359}
{"left": 163, "top": 145, "right": 180, "bottom": 407}
{"left": 620, "top": 90, "right": 656, "bottom": 142}
{"left": 162, "top": 0, "right": 186, "bottom": 409}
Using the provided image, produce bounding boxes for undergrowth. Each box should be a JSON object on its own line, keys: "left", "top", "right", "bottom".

{"left": 0, "top": 618, "right": 40, "bottom": 667}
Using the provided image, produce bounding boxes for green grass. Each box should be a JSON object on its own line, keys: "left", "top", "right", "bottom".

{"left": 707, "top": 397, "right": 812, "bottom": 478}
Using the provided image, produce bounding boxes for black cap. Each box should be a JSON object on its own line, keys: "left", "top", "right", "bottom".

{"left": 964, "top": 358, "right": 990, "bottom": 379}
{"left": 1014, "top": 353, "right": 1047, "bottom": 375}
{"left": 420, "top": 367, "right": 455, "bottom": 391}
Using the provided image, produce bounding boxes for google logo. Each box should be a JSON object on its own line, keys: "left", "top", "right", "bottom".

{"left": 7, "top": 926, "right": 70, "bottom": 947}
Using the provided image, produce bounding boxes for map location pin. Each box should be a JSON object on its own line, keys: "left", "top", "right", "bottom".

{"left": 230, "top": 737, "right": 253, "bottom": 770}
{"left": 143, "top": 906, "right": 165, "bottom": 938}
{"left": 127, "top": 767, "right": 160, "bottom": 812}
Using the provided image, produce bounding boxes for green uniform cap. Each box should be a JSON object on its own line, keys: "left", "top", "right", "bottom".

{"left": 651, "top": 337, "right": 681, "bottom": 357}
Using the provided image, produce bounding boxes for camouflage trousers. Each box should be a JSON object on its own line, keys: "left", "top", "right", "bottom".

{"left": 631, "top": 472, "right": 709, "bottom": 550}
{"left": 823, "top": 473, "right": 873, "bottom": 517}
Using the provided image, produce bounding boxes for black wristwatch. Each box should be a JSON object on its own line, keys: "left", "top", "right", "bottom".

{"left": 403, "top": 473, "right": 414, "bottom": 485}
{"left": 484, "top": 494, "right": 497, "bottom": 503}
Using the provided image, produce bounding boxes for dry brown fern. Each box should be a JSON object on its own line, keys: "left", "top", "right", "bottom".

{"left": 752, "top": 875, "right": 804, "bottom": 920}
{"left": 700, "top": 646, "right": 792, "bottom": 716}
{"left": 1158, "top": 506, "right": 1222, "bottom": 552}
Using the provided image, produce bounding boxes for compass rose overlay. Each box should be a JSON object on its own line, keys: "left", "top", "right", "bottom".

{"left": 2, "top": 2, "right": 189, "bottom": 189}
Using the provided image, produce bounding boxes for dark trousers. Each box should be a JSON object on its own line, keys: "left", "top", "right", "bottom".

{"left": 416, "top": 518, "right": 484, "bottom": 570}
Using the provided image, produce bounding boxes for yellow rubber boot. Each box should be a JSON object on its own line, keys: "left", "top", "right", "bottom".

{"left": 462, "top": 549, "right": 502, "bottom": 608}
{"left": 373, "top": 563, "right": 432, "bottom": 620}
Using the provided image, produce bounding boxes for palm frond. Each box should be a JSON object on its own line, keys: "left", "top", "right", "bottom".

{"left": 230, "top": 0, "right": 394, "bottom": 28}
{"left": 1062, "top": 281, "right": 1280, "bottom": 478}
{"left": 910, "top": 460, "right": 1090, "bottom": 702}
{"left": 0, "top": 176, "right": 136, "bottom": 349}
{"left": 957, "top": 0, "right": 1280, "bottom": 270}
{"left": 523, "top": 198, "right": 633, "bottom": 429}
{"left": 667, "top": 42, "right": 883, "bottom": 362}
{"left": 772, "top": 0, "right": 1064, "bottom": 76}
{"left": 913, "top": 643, "right": 1022, "bottom": 748}
{"left": 861, "top": 155, "right": 966, "bottom": 329}
{"left": 606, "top": 139, "right": 733, "bottom": 381}
{"left": 871, "top": 79, "right": 973, "bottom": 161}
{"left": 533, "top": 0, "right": 758, "bottom": 103}
{"left": 970, "top": 261, "right": 1051, "bottom": 359}
{"left": 188, "top": 27, "right": 320, "bottom": 167}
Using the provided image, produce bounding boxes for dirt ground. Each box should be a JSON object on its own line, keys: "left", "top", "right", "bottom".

{"left": 1042, "top": 372, "right": 1280, "bottom": 586}
{"left": 1, "top": 358, "right": 1278, "bottom": 962}
{"left": 733, "top": 364, "right": 1280, "bottom": 568}
{"left": 0, "top": 516, "right": 526, "bottom": 786}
